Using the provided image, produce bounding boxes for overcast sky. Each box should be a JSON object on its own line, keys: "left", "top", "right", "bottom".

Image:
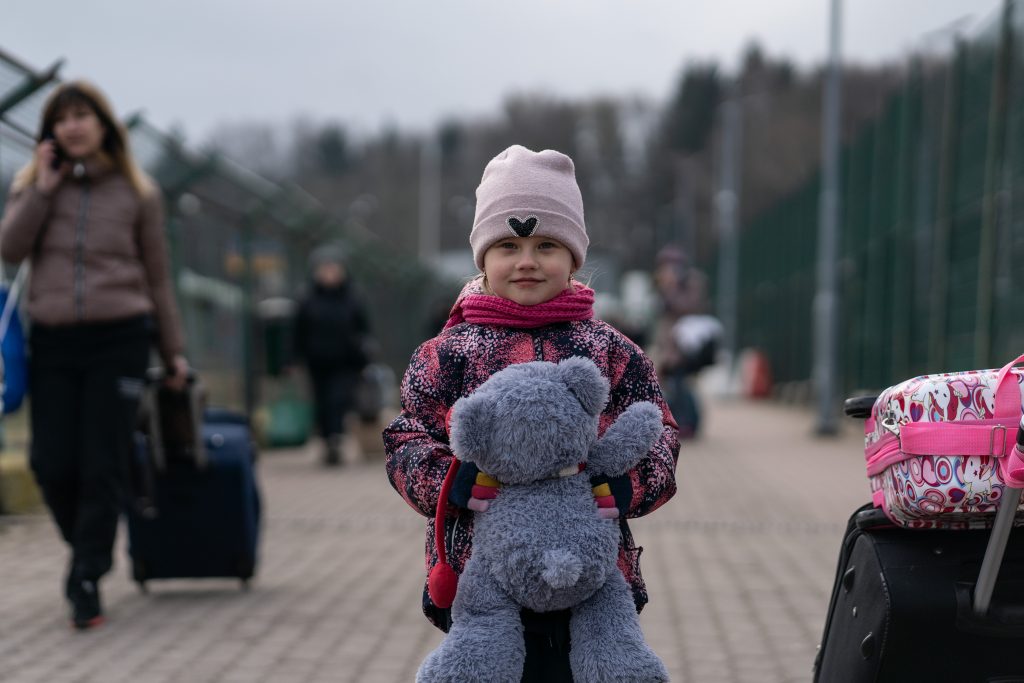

{"left": 2, "top": 1, "right": 1000, "bottom": 143}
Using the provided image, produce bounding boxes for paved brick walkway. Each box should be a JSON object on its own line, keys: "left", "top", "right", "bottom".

{"left": 0, "top": 397, "right": 869, "bottom": 682}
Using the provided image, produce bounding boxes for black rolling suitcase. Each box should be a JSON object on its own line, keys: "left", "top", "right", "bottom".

{"left": 126, "top": 372, "right": 261, "bottom": 590}
{"left": 814, "top": 503, "right": 1024, "bottom": 681}
{"left": 814, "top": 401, "right": 1024, "bottom": 682}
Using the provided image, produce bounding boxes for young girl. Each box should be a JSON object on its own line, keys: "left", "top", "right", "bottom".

{"left": 384, "top": 145, "right": 679, "bottom": 680}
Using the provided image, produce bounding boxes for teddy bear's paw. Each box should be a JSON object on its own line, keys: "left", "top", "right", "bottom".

{"left": 418, "top": 618, "right": 526, "bottom": 683}
{"left": 618, "top": 401, "right": 664, "bottom": 444}
{"left": 417, "top": 656, "right": 521, "bottom": 683}
{"left": 418, "top": 647, "right": 521, "bottom": 683}
{"left": 415, "top": 648, "right": 447, "bottom": 683}
{"left": 618, "top": 648, "right": 670, "bottom": 683}
{"left": 570, "top": 641, "right": 669, "bottom": 683}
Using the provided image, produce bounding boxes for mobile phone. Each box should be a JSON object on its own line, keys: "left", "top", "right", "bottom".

{"left": 42, "top": 133, "right": 64, "bottom": 170}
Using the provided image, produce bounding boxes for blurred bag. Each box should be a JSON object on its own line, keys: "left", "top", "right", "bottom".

{"left": 0, "top": 265, "right": 28, "bottom": 415}
{"left": 863, "top": 353, "right": 1024, "bottom": 529}
{"left": 264, "top": 381, "right": 312, "bottom": 448}
{"left": 355, "top": 363, "right": 395, "bottom": 423}
{"left": 671, "top": 314, "right": 721, "bottom": 374}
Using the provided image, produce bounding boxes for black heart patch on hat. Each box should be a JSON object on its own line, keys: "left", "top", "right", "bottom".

{"left": 506, "top": 215, "right": 539, "bottom": 237}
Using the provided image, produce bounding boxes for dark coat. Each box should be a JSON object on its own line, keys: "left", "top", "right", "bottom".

{"left": 293, "top": 281, "right": 369, "bottom": 371}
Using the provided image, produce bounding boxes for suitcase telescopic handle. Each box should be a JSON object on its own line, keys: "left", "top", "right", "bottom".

{"left": 843, "top": 395, "right": 877, "bottom": 419}
{"left": 142, "top": 368, "right": 205, "bottom": 470}
{"left": 973, "top": 416, "right": 1024, "bottom": 616}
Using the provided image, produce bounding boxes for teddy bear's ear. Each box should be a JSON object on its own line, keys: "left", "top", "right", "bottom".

{"left": 448, "top": 395, "right": 490, "bottom": 462}
{"left": 557, "top": 356, "right": 609, "bottom": 417}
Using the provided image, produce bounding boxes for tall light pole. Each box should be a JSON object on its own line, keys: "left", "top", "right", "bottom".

{"left": 814, "top": 0, "right": 843, "bottom": 435}
{"left": 715, "top": 97, "right": 742, "bottom": 375}
{"left": 419, "top": 137, "right": 442, "bottom": 266}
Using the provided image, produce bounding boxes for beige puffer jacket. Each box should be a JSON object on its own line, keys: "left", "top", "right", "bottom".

{"left": 0, "top": 161, "right": 184, "bottom": 365}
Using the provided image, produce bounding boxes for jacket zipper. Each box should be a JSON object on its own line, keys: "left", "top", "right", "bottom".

{"left": 531, "top": 330, "right": 544, "bottom": 360}
{"left": 74, "top": 182, "right": 91, "bottom": 321}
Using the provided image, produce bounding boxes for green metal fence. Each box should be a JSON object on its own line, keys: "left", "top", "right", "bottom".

{"left": 0, "top": 49, "right": 446, "bottom": 416}
{"left": 734, "top": 1, "right": 1024, "bottom": 394}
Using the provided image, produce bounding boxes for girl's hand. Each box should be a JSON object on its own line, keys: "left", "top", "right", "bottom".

{"left": 35, "top": 140, "right": 66, "bottom": 195}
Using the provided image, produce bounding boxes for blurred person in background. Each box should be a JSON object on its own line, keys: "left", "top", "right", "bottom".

{"left": 650, "top": 244, "right": 715, "bottom": 439}
{"left": 292, "top": 244, "right": 370, "bottom": 466}
{"left": 385, "top": 145, "right": 678, "bottom": 679}
{"left": 0, "top": 81, "right": 189, "bottom": 630}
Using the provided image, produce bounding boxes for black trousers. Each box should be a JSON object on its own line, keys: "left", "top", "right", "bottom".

{"left": 28, "top": 316, "right": 151, "bottom": 581}
{"left": 308, "top": 366, "right": 359, "bottom": 438}
{"left": 522, "top": 609, "right": 573, "bottom": 682}
{"left": 664, "top": 369, "right": 700, "bottom": 438}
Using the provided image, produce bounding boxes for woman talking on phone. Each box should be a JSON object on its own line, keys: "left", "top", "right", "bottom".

{"left": 0, "top": 81, "right": 189, "bottom": 629}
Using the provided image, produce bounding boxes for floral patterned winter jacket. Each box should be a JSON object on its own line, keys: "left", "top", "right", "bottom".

{"left": 384, "top": 317, "right": 680, "bottom": 630}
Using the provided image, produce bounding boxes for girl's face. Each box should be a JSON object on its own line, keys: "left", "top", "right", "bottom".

{"left": 483, "top": 235, "right": 574, "bottom": 306}
{"left": 52, "top": 103, "right": 105, "bottom": 160}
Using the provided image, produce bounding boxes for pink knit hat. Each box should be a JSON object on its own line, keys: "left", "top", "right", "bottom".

{"left": 470, "top": 145, "right": 588, "bottom": 270}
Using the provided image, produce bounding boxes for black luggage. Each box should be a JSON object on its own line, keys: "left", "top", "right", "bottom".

{"left": 126, "top": 372, "right": 261, "bottom": 590}
{"left": 814, "top": 504, "right": 1024, "bottom": 681}
{"left": 814, "top": 401, "right": 1024, "bottom": 682}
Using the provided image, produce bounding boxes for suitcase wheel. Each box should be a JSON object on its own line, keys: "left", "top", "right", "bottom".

{"left": 132, "top": 558, "right": 147, "bottom": 584}
{"left": 237, "top": 557, "right": 255, "bottom": 581}
{"left": 137, "top": 581, "right": 148, "bottom": 594}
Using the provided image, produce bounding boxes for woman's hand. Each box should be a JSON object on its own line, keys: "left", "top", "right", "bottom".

{"left": 34, "top": 140, "right": 66, "bottom": 196}
{"left": 164, "top": 355, "right": 191, "bottom": 392}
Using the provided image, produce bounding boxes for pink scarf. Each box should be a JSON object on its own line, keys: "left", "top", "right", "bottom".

{"left": 444, "top": 279, "right": 595, "bottom": 330}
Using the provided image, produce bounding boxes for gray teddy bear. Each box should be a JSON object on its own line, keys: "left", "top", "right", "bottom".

{"left": 417, "top": 356, "right": 669, "bottom": 683}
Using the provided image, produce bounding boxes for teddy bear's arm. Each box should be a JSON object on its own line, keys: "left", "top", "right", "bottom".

{"left": 588, "top": 401, "right": 663, "bottom": 477}
{"left": 600, "top": 339, "right": 680, "bottom": 518}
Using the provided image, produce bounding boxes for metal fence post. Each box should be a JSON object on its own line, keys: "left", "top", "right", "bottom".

{"left": 715, "top": 97, "right": 742, "bottom": 373}
{"left": 927, "top": 41, "right": 966, "bottom": 371}
{"left": 814, "top": 0, "right": 843, "bottom": 435}
{"left": 975, "top": 0, "right": 1014, "bottom": 367}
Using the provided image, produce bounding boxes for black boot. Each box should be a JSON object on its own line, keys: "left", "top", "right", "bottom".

{"left": 67, "top": 575, "right": 104, "bottom": 630}
{"left": 324, "top": 434, "right": 342, "bottom": 467}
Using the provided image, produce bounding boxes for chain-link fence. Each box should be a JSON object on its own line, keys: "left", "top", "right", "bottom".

{"left": 732, "top": 1, "right": 1023, "bottom": 394}
{"left": 0, "top": 48, "right": 448, "bottom": 416}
